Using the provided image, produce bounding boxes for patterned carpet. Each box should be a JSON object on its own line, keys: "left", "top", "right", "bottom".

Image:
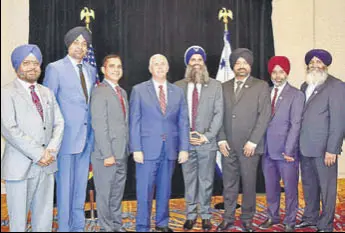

{"left": 1, "top": 180, "right": 344, "bottom": 232}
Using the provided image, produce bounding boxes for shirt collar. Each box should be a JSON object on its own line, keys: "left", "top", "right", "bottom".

{"left": 104, "top": 78, "right": 119, "bottom": 88}
{"left": 16, "top": 78, "right": 37, "bottom": 90}
{"left": 152, "top": 78, "right": 167, "bottom": 88}
{"left": 273, "top": 81, "right": 287, "bottom": 92}
{"left": 67, "top": 55, "right": 84, "bottom": 67}
{"left": 235, "top": 75, "right": 250, "bottom": 84}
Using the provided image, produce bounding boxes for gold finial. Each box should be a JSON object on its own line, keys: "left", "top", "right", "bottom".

{"left": 80, "top": 7, "right": 95, "bottom": 32}
{"left": 218, "top": 7, "right": 233, "bottom": 32}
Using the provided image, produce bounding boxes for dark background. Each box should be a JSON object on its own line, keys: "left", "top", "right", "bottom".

{"left": 29, "top": 0, "right": 275, "bottom": 200}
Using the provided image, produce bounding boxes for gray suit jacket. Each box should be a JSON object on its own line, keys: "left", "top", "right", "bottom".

{"left": 174, "top": 78, "right": 223, "bottom": 151}
{"left": 90, "top": 80, "right": 129, "bottom": 160}
{"left": 218, "top": 76, "right": 271, "bottom": 154}
{"left": 1, "top": 79, "right": 65, "bottom": 180}
{"left": 300, "top": 75, "right": 345, "bottom": 157}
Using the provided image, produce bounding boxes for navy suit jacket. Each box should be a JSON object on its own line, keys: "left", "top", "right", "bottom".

{"left": 129, "top": 79, "right": 189, "bottom": 160}
{"left": 265, "top": 83, "right": 305, "bottom": 160}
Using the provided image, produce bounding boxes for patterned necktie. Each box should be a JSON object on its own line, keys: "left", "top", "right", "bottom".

{"left": 77, "top": 64, "right": 88, "bottom": 103}
{"left": 271, "top": 87, "right": 279, "bottom": 115}
{"left": 192, "top": 84, "right": 199, "bottom": 131}
{"left": 115, "top": 86, "right": 126, "bottom": 118}
{"left": 235, "top": 81, "right": 243, "bottom": 97}
{"left": 159, "top": 85, "right": 166, "bottom": 115}
{"left": 29, "top": 85, "right": 44, "bottom": 121}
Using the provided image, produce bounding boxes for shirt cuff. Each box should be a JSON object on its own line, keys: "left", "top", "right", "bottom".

{"left": 202, "top": 134, "right": 209, "bottom": 144}
{"left": 247, "top": 141, "right": 257, "bottom": 148}
{"left": 218, "top": 140, "right": 227, "bottom": 146}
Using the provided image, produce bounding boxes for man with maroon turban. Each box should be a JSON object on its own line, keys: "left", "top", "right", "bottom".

{"left": 296, "top": 49, "right": 345, "bottom": 232}
{"left": 259, "top": 56, "right": 305, "bottom": 232}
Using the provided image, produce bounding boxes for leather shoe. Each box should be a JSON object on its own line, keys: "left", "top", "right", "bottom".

{"left": 295, "top": 221, "right": 316, "bottom": 229}
{"left": 242, "top": 221, "right": 254, "bottom": 232}
{"left": 202, "top": 219, "right": 212, "bottom": 231}
{"left": 284, "top": 225, "right": 295, "bottom": 232}
{"left": 216, "top": 220, "right": 233, "bottom": 231}
{"left": 259, "top": 219, "right": 275, "bottom": 229}
{"left": 155, "top": 226, "right": 174, "bottom": 232}
{"left": 183, "top": 219, "right": 196, "bottom": 230}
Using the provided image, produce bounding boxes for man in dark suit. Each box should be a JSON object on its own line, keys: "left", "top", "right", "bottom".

{"left": 296, "top": 49, "right": 345, "bottom": 232}
{"left": 90, "top": 55, "right": 129, "bottom": 232}
{"left": 175, "top": 46, "right": 223, "bottom": 231}
{"left": 259, "top": 56, "right": 305, "bottom": 232}
{"left": 129, "top": 54, "right": 190, "bottom": 232}
{"left": 217, "top": 48, "right": 271, "bottom": 232}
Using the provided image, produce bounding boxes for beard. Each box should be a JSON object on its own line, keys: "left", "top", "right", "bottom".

{"left": 234, "top": 68, "right": 249, "bottom": 78}
{"left": 184, "top": 65, "right": 209, "bottom": 84}
{"left": 18, "top": 69, "right": 41, "bottom": 83}
{"left": 306, "top": 69, "right": 328, "bottom": 86}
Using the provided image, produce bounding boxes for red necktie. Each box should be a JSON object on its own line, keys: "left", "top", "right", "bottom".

{"left": 29, "top": 85, "right": 44, "bottom": 121}
{"left": 192, "top": 84, "right": 199, "bottom": 131}
{"left": 159, "top": 85, "right": 166, "bottom": 115}
{"left": 115, "top": 86, "right": 126, "bottom": 118}
{"left": 271, "top": 87, "right": 279, "bottom": 115}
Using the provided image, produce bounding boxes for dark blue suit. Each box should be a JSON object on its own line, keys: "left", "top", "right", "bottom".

{"left": 129, "top": 79, "right": 189, "bottom": 232}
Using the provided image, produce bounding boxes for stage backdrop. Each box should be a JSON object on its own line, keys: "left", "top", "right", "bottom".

{"left": 29, "top": 0, "right": 274, "bottom": 200}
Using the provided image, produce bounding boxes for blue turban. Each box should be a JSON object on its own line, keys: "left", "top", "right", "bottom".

{"left": 305, "top": 49, "right": 332, "bottom": 66}
{"left": 184, "top": 45, "right": 206, "bottom": 66}
{"left": 64, "top": 26, "right": 92, "bottom": 48}
{"left": 11, "top": 44, "right": 42, "bottom": 71}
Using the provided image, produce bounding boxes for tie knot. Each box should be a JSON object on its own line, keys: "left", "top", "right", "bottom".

{"left": 159, "top": 85, "right": 163, "bottom": 90}
{"left": 236, "top": 81, "right": 243, "bottom": 86}
{"left": 77, "top": 64, "right": 83, "bottom": 70}
{"left": 274, "top": 87, "right": 279, "bottom": 93}
{"left": 29, "top": 85, "right": 35, "bottom": 91}
{"left": 115, "top": 85, "right": 121, "bottom": 92}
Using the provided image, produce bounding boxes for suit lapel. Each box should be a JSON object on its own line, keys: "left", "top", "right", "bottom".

{"left": 235, "top": 76, "right": 253, "bottom": 105}
{"left": 165, "top": 83, "right": 175, "bottom": 115}
{"left": 197, "top": 82, "right": 209, "bottom": 112}
{"left": 104, "top": 81, "right": 128, "bottom": 121}
{"left": 63, "top": 56, "right": 87, "bottom": 101}
{"left": 225, "top": 79, "right": 235, "bottom": 106}
{"left": 271, "top": 83, "right": 290, "bottom": 119}
{"left": 304, "top": 78, "right": 328, "bottom": 112}
{"left": 36, "top": 85, "right": 49, "bottom": 122}
{"left": 147, "top": 80, "right": 162, "bottom": 114}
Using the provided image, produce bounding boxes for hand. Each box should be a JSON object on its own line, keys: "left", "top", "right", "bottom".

{"left": 1, "top": 179, "right": 5, "bottom": 184}
{"left": 178, "top": 151, "right": 189, "bottom": 164}
{"left": 219, "top": 141, "right": 230, "bottom": 157}
{"left": 282, "top": 153, "right": 295, "bottom": 162}
{"left": 189, "top": 131, "right": 206, "bottom": 145}
{"left": 324, "top": 152, "right": 337, "bottom": 167}
{"left": 104, "top": 156, "right": 116, "bottom": 167}
{"left": 38, "top": 149, "right": 56, "bottom": 166}
{"left": 243, "top": 142, "right": 256, "bottom": 157}
{"left": 133, "top": 151, "right": 144, "bottom": 164}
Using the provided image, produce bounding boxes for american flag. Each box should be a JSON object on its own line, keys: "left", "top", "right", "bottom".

{"left": 83, "top": 44, "right": 100, "bottom": 85}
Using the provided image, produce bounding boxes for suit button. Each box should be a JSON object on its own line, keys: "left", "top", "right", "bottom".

{"left": 42, "top": 144, "right": 46, "bottom": 147}
{"left": 232, "top": 114, "right": 236, "bottom": 119}
{"left": 43, "top": 127, "right": 46, "bottom": 130}
{"left": 86, "top": 108, "right": 88, "bottom": 111}
{"left": 84, "top": 123, "right": 87, "bottom": 126}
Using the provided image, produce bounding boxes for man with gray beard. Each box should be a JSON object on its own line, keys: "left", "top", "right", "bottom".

{"left": 296, "top": 49, "right": 345, "bottom": 232}
{"left": 175, "top": 46, "right": 223, "bottom": 231}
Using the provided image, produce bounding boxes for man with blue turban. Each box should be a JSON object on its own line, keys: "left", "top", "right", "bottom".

{"left": 1, "top": 44, "right": 64, "bottom": 231}
{"left": 43, "top": 26, "right": 97, "bottom": 232}
{"left": 296, "top": 49, "right": 345, "bottom": 232}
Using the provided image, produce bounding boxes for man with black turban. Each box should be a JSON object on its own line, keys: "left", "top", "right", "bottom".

{"left": 1, "top": 44, "right": 64, "bottom": 232}
{"left": 217, "top": 48, "right": 271, "bottom": 232}
{"left": 43, "top": 26, "right": 97, "bottom": 232}
{"left": 296, "top": 49, "right": 345, "bottom": 232}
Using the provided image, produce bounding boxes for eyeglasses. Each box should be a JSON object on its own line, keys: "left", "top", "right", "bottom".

{"left": 21, "top": 60, "right": 40, "bottom": 67}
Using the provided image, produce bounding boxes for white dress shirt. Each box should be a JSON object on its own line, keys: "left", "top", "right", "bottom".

{"left": 67, "top": 55, "right": 92, "bottom": 97}
{"left": 234, "top": 76, "right": 250, "bottom": 92}
{"left": 305, "top": 83, "right": 317, "bottom": 101}
{"left": 187, "top": 82, "right": 202, "bottom": 126}
{"left": 271, "top": 82, "right": 287, "bottom": 104}
{"left": 16, "top": 78, "right": 43, "bottom": 103}
{"left": 152, "top": 78, "right": 168, "bottom": 104}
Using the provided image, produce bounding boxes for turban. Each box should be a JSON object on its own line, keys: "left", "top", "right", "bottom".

{"left": 11, "top": 44, "right": 42, "bottom": 71}
{"left": 230, "top": 48, "right": 254, "bottom": 69}
{"left": 268, "top": 56, "right": 291, "bottom": 75}
{"left": 184, "top": 45, "right": 206, "bottom": 66}
{"left": 64, "top": 26, "right": 92, "bottom": 48}
{"left": 305, "top": 49, "right": 332, "bottom": 66}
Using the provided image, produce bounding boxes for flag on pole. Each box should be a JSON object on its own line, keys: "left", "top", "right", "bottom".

{"left": 215, "top": 30, "right": 235, "bottom": 178}
{"left": 83, "top": 44, "right": 100, "bottom": 85}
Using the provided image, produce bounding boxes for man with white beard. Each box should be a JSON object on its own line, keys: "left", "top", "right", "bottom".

{"left": 296, "top": 49, "right": 345, "bottom": 232}
{"left": 174, "top": 46, "right": 223, "bottom": 231}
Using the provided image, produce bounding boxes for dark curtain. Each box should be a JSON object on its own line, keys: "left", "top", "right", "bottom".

{"left": 29, "top": 0, "right": 274, "bottom": 200}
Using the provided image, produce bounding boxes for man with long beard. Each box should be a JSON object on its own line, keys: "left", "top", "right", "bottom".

{"left": 174, "top": 46, "right": 223, "bottom": 231}
{"left": 1, "top": 44, "right": 64, "bottom": 231}
{"left": 296, "top": 49, "right": 345, "bottom": 232}
{"left": 217, "top": 48, "right": 271, "bottom": 232}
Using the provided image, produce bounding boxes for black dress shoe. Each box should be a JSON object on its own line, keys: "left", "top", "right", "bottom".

{"left": 155, "top": 226, "right": 174, "bottom": 232}
{"left": 316, "top": 230, "right": 327, "bottom": 232}
{"left": 284, "top": 225, "right": 295, "bottom": 232}
{"left": 183, "top": 219, "right": 196, "bottom": 230}
{"left": 295, "top": 221, "right": 316, "bottom": 229}
{"left": 242, "top": 221, "right": 255, "bottom": 232}
{"left": 216, "top": 220, "right": 233, "bottom": 231}
{"left": 202, "top": 219, "right": 212, "bottom": 231}
{"left": 259, "top": 219, "right": 275, "bottom": 229}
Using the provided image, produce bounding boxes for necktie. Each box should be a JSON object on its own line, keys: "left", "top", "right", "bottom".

{"left": 77, "top": 64, "right": 88, "bottom": 103}
{"left": 271, "top": 87, "right": 279, "bottom": 115}
{"left": 192, "top": 84, "right": 199, "bottom": 131}
{"left": 115, "top": 86, "right": 126, "bottom": 118}
{"left": 235, "top": 81, "right": 243, "bottom": 97}
{"left": 29, "top": 85, "right": 44, "bottom": 121}
{"left": 159, "top": 85, "right": 166, "bottom": 115}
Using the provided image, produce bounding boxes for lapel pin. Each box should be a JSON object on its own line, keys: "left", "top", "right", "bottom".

{"left": 244, "top": 85, "right": 249, "bottom": 88}
{"left": 279, "top": 96, "right": 283, "bottom": 100}
{"left": 314, "top": 91, "right": 318, "bottom": 94}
